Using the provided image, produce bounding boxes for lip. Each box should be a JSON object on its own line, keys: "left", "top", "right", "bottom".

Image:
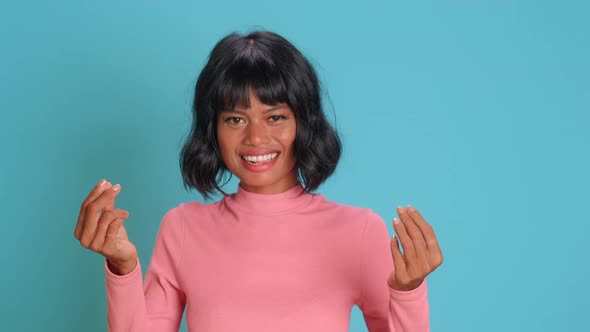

{"left": 240, "top": 149, "right": 281, "bottom": 157}
{"left": 240, "top": 152, "right": 280, "bottom": 172}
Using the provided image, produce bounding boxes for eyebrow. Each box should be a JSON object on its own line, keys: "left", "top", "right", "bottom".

{"left": 221, "top": 105, "right": 288, "bottom": 114}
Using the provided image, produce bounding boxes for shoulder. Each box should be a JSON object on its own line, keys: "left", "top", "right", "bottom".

{"left": 168, "top": 199, "right": 226, "bottom": 227}
{"left": 313, "top": 195, "right": 390, "bottom": 248}
{"left": 313, "top": 194, "right": 384, "bottom": 227}
{"left": 158, "top": 199, "right": 220, "bottom": 229}
{"left": 180, "top": 199, "right": 221, "bottom": 215}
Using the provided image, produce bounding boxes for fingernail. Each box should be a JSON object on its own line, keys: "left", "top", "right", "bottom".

{"left": 397, "top": 206, "right": 404, "bottom": 213}
{"left": 393, "top": 218, "right": 401, "bottom": 224}
{"left": 112, "top": 184, "right": 121, "bottom": 192}
{"left": 408, "top": 205, "right": 415, "bottom": 212}
{"left": 98, "top": 179, "right": 106, "bottom": 187}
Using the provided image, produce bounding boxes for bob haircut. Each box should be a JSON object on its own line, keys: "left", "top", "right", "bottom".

{"left": 180, "top": 30, "right": 341, "bottom": 199}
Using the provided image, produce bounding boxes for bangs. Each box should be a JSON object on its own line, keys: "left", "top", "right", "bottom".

{"left": 212, "top": 47, "right": 290, "bottom": 112}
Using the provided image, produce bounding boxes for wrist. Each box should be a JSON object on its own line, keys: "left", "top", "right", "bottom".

{"left": 388, "top": 276, "right": 424, "bottom": 292}
{"left": 107, "top": 258, "right": 137, "bottom": 276}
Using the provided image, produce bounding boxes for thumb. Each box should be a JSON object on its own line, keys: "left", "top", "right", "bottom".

{"left": 117, "top": 220, "right": 129, "bottom": 240}
{"left": 105, "top": 218, "right": 125, "bottom": 242}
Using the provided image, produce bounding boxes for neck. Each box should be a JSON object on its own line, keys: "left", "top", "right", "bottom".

{"left": 223, "top": 181, "right": 316, "bottom": 216}
{"left": 238, "top": 171, "right": 299, "bottom": 195}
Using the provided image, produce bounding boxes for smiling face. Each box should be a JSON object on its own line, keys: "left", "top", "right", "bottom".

{"left": 216, "top": 89, "right": 298, "bottom": 194}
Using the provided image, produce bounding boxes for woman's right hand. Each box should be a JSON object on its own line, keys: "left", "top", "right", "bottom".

{"left": 74, "top": 179, "right": 137, "bottom": 275}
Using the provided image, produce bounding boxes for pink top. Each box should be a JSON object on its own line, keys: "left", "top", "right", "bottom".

{"left": 104, "top": 183, "right": 430, "bottom": 331}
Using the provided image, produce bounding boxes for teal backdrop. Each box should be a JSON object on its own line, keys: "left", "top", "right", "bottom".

{"left": 1, "top": 1, "right": 588, "bottom": 331}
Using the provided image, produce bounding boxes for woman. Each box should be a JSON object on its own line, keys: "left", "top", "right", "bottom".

{"left": 74, "top": 30, "right": 443, "bottom": 332}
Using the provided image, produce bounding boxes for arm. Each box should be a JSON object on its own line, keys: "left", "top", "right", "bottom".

{"left": 104, "top": 205, "right": 186, "bottom": 332}
{"left": 357, "top": 210, "right": 430, "bottom": 332}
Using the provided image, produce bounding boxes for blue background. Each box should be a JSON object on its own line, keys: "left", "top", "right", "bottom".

{"left": 1, "top": 1, "right": 588, "bottom": 331}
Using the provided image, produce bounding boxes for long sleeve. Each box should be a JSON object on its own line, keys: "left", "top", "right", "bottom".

{"left": 104, "top": 205, "right": 186, "bottom": 332}
{"left": 357, "top": 210, "right": 430, "bottom": 332}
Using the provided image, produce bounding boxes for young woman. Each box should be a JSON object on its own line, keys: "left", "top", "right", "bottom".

{"left": 74, "top": 30, "right": 443, "bottom": 332}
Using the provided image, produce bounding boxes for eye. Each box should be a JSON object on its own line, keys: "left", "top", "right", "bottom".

{"left": 269, "top": 115, "right": 287, "bottom": 122}
{"left": 225, "top": 117, "right": 244, "bottom": 125}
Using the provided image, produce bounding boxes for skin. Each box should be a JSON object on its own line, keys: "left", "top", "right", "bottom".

{"left": 74, "top": 92, "right": 443, "bottom": 288}
{"left": 74, "top": 180, "right": 137, "bottom": 275}
{"left": 216, "top": 89, "right": 298, "bottom": 194}
{"left": 388, "top": 205, "right": 444, "bottom": 291}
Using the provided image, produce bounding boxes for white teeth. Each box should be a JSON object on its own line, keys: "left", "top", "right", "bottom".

{"left": 242, "top": 152, "right": 278, "bottom": 163}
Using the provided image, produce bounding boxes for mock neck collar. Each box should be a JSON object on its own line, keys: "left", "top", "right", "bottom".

{"left": 222, "top": 182, "right": 315, "bottom": 216}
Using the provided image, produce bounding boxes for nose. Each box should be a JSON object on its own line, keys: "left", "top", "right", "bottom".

{"left": 244, "top": 121, "right": 270, "bottom": 146}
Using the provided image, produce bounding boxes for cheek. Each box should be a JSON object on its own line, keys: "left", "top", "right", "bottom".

{"left": 275, "top": 126, "right": 297, "bottom": 168}
{"left": 216, "top": 129, "right": 234, "bottom": 161}
{"left": 275, "top": 123, "right": 296, "bottom": 149}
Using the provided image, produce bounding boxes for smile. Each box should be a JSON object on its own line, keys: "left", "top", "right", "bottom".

{"left": 241, "top": 152, "right": 279, "bottom": 165}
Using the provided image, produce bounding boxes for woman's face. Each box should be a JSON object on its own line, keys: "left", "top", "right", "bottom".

{"left": 216, "top": 90, "right": 298, "bottom": 194}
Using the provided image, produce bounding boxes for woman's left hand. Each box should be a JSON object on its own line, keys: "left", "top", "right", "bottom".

{"left": 388, "top": 205, "right": 443, "bottom": 292}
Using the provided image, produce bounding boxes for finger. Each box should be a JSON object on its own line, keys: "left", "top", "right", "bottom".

{"left": 104, "top": 218, "right": 125, "bottom": 251}
{"left": 79, "top": 184, "right": 122, "bottom": 248}
{"left": 83, "top": 208, "right": 123, "bottom": 250}
{"left": 397, "top": 206, "right": 428, "bottom": 261}
{"left": 392, "top": 216, "right": 416, "bottom": 260}
{"left": 75, "top": 179, "right": 109, "bottom": 239}
{"left": 76, "top": 181, "right": 112, "bottom": 240}
{"left": 89, "top": 209, "right": 129, "bottom": 252}
{"left": 406, "top": 205, "right": 444, "bottom": 269}
{"left": 390, "top": 234, "right": 407, "bottom": 275}
{"left": 116, "top": 221, "right": 129, "bottom": 239}
{"left": 406, "top": 205, "right": 442, "bottom": 253}
{"left": 78, "top": 181, "right": 115, "bottom": 243}
{"left": 104, "top": 183, "right": 117, "bottom": 211}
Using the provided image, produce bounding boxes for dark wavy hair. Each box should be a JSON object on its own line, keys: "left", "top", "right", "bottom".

{"left": 180, "top": 30, "right": 341, "bottom": 199}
